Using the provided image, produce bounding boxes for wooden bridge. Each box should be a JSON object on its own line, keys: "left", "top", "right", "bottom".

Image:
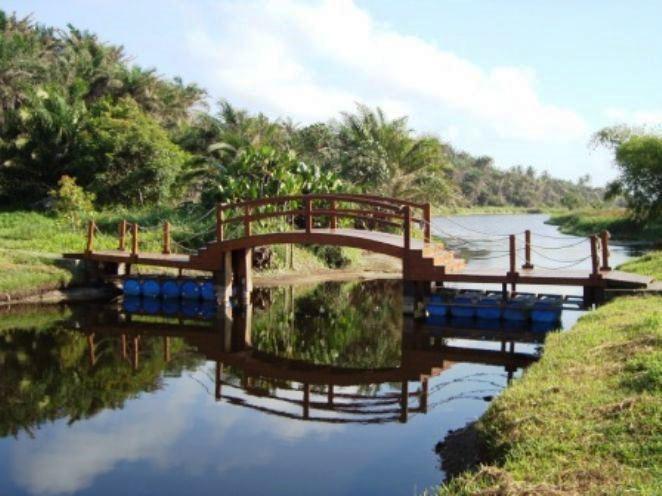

{"left": 65, "top": 193, "right": 654, "bottom": 304}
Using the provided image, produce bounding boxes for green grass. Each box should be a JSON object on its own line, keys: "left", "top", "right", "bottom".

{"left": 439, "top": 295, "right": 662, "bottom": 495}
{"left": 618, "top": 251, "right": 662, "bottom": 280}
{"left": 549, "top": 208, "right": 662, "bottom": 243}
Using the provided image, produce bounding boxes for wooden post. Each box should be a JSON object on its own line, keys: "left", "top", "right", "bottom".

{"left": 163, "top": 336, "right": 171, "bottom": 362}
{"left": 400, "top": 380, "right": 409, "bottom": 423}
{"left": 403, "top": 205, "right": 411, "bottom": 251}
{"left": 118, "top": 220, "right": 127, "bottom": 251}
{"left": 244, "top": 205, "right": 251, "bottom": 237}
{"left": 423, "top": 203, "right": 431, "bottom": 244}
{"left": 327, "top": 384, "right": 334, "bottom": 406}
{"left": 508, "top": 234, "right": 517, "bottom": 292}
{"left": 120, "top": 334, "right": 127, "bottom": 360}
{"left": 86, "top": 220, "right": 95, "bottom": 254}
{"left": 330, "top": 199, "right": 337, "bottom": 229}
{"left": 600, "top": 230, "right": 611, "bottom": 271}
{"left": 131, "top": 223, "right": 139, "bottom": 256}
{"left": 162, "top": 222, "right": 171, "bottom": 255}
{"left": 216, "top": 205, "right": 224, "bottom": 241}
{"left": 303, "top": 383, "right": 310, "bottom": 419}
{"left": 590, "top": 235, "right": 600, "bottom": 277}
{"left": 522, "top": 230, "right": 533, "bottom": 269}
{"left": 305, "top": 196, "right": 312, "bottom": 233}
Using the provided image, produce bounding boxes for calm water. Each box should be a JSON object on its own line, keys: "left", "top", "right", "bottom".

{"left": 0, "top": 215, "right": 646, "bottom": 495}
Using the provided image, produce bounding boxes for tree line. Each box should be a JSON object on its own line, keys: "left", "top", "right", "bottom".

{"left": 0, "top": 11, "right": 606, "bottom": 214}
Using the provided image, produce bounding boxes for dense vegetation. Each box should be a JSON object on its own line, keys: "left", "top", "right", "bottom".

{"left": 440, "top": 292, "right": 662, "bottom": 495}
{"left": 0, "top": 11, "right": 604, "bottom": 215}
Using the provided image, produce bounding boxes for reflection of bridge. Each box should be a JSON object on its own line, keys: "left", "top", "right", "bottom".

{"left": 76, "top": 304, "right": 541, "bottom": 424}
{"left": 66, "top": 193, "right": 653, "bottom": 305}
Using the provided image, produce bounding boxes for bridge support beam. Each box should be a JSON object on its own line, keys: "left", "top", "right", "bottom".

{"left": 232, "top": 248, "right": 253, "bottom": 305}
{"left": 213, "top": 252, "right": 233, "bottom": 305}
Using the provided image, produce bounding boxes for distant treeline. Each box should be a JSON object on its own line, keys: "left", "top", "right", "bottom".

{"left": 0, "top": 11, "right": 605, "bottom": 211}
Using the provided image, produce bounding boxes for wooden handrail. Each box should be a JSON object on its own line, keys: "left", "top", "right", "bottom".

{"left": 217, "top": 193, "right": 421, "bottom": 213}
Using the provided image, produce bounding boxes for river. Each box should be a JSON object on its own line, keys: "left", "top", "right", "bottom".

{"left": 0, "top": 214, "right": 647, "bottom": 495}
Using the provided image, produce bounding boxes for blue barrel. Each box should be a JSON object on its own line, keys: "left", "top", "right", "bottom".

{"left": 531, "top": 296, "right": 562, "bottom": 323}
{"left": 162, "top": 299, "right": 180, "bottom": 315}
{"left": 476, "top": 318, "right": 501, "bottom": 331}
{"left": 427, "top": 301, "right": 448, "bottom": 317}
{"left": 142, "top": 297, "right": 162, "bottom": 315}
{"left": 181, "top": 300, "right": 201, "bottom": 318}
{"left": 123, "top": 278, "right": 141, "bottom": 297}
{"left": 503, "top": 295, "right": 534, "bottom": 321}
{"left": 142, "top": 279, "right": 161, "bottom": 298}
{"left": 180, "top": 280, "right": 201, "bottom": 300}
{"left": 122, "top": 296, "right": 142, "bottom": 313}
{"left": 450, "top": 295, "right": 476, "bottom": 318}
{"left": 201, "top": 280, "right": 216, "bottom": 301}
{"left": 200, "top": 301, "right": 217, "bottom": 319}
{"left": 161, "top": 279, "right": 181, "bottom": 299}
{"left": 449, "top": 316, "right": 476, "bottom": 329}
{"left": 476, "top": 296, "right": 502, "bottom": 320}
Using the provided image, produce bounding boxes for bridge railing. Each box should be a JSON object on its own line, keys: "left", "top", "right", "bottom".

{"left": 215, "top": 193, "right": 432, "bottom": 246}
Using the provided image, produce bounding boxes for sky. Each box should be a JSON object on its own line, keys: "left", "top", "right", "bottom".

{"left": 4, "top": 0, "right": 662, "bottom": 185}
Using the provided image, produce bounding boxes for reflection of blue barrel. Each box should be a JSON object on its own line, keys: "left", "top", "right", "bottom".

{"left": 123, "top": 278, "right": 141, "bottom": 296}
{"left": 181, "top": 300, "right": 201, "bottom": 318}
{"left": 142, "top": 297, "right": 162, "bottom": 314}
{"left": 425, "top": 314, "right": 447, "bottom": 327}
{"left": 201, "top": 280, "right": 216, "bottom": 301}
{"left": 200, "top": 301, "right": 217, "bottom": 319}
{"left": 449, "top": 316, "right": 476, "bottom": 329}
{"left": 180, "top": 280, "right": 201, "bottom": 300}
{"left": 142, "top": 279, "right": 161, "bottom": 298}
{"left": 161, "top": 279, "right": 181, "bottom": 299}
{"left": 532, "top": 320, "right": 559, "bottom": 333}
{"left": 476, "top": 318, "right": 501, "bottom": 331}
{"left": 162, "top": 299, "right": 180, "bottom": 315}
{"left": 122, "top": 296, "right": 142, "bottom": 313}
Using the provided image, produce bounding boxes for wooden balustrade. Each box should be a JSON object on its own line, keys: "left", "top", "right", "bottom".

{"left": 162, "top": 222, "right": 171, "bottom": 255}
{"left": 508, "top": 234, "right": 517, "bottom": 276}
{"left": 131, "top": 223, "right": 139, "bottom": 256}
{"left": 522, "top": 230, "right": 533, "bottom": 269}
{"left": 590, "top": 235, "right": 599, "bottom": 277}
{"left": 600, "top": 230, "right": 611, "bottom": 271}
{"left": 118, "top": 220, "right": 128, "bottom": 251}
{"left": 86, "top": 220, "right": 95, "bottom": 253}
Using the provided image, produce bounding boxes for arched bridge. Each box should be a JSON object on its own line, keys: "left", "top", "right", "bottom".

{"left": 66, "top": 193, "right": 655, "bottom": 304}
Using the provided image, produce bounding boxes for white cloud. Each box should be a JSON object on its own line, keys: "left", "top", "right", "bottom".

{"left": 185, "top": 0, "right": 587, "bottom": 141}
{"left": 604, "top": 107, "right": 662, "bottom": 127}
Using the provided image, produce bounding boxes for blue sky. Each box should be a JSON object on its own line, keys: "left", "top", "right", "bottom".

{"left": 5, "top": 0, "right": 662, "bottom": 184}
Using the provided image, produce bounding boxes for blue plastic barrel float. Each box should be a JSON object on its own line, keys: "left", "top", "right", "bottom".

{"left": 503, "top": 294, "right": 535, "bottom": 321}
{"left": 426, "top": 314, "right": 448, "bottom": 327}
{"left": 180, "top": 280, "right": 201, "bottom": 300}
{"left": 141, "top": 278, "right": 161, "bottom": 298}
{"left": 162, "top": 298, "right": 180, "bottom": 316}
{"left": 122, "top": 296, "right": 142, "bottom": 313}
{"left": 181, "top": 300, "right": 201, "bottom": 318}
{"left": 200, "top": 280, "right": 216, "bottom": 301}
{"left": 450, "top": 293, "right": 479, "bottom": 318}
{"left": 476, "top": 295, "right": 502, "bottom": 320}
{"left": 200, "top": 301, "right": 217, "bottom": 319}
{"left": 142, "top": 297, "right": 162, "bottom": 315}
{"left": 161, "top": 279, "right": 181, "bottom": 299}
{"left": 531, "top": 296, "right": 563, "bottom": 323}
{"left": 426, "top": 294, "right": 448, "bottom": 318}
{"left": 122, "top": 278, "right": 142, "bottom": 297}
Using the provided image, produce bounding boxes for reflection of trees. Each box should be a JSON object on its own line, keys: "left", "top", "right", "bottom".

{"left": 251, "top": 280, "right": 403, "bottom": 369}
{"left": 0, "top": 325, "right": 201, "bottom": 438}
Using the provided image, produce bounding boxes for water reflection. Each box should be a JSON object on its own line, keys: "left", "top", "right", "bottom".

{"left": 0, "top": 280, "right": 551, "bottom": 495}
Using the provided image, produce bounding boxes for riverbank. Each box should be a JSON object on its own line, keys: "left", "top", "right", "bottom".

{"left": 439, "top": 258, "right": 661, "bottom": 495}
{"left": 548, "top": 208, "right": 662, "bottom": 244}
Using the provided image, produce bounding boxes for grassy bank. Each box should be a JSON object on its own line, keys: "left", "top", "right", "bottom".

{"left": 440, "top": 256, "right": 661, "bottom": 495}
{"left": 549, "top": 208, "right": 662, "bottom": 243}
{"left": 618, "top": 251, "right": 662, "bottom": 280}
